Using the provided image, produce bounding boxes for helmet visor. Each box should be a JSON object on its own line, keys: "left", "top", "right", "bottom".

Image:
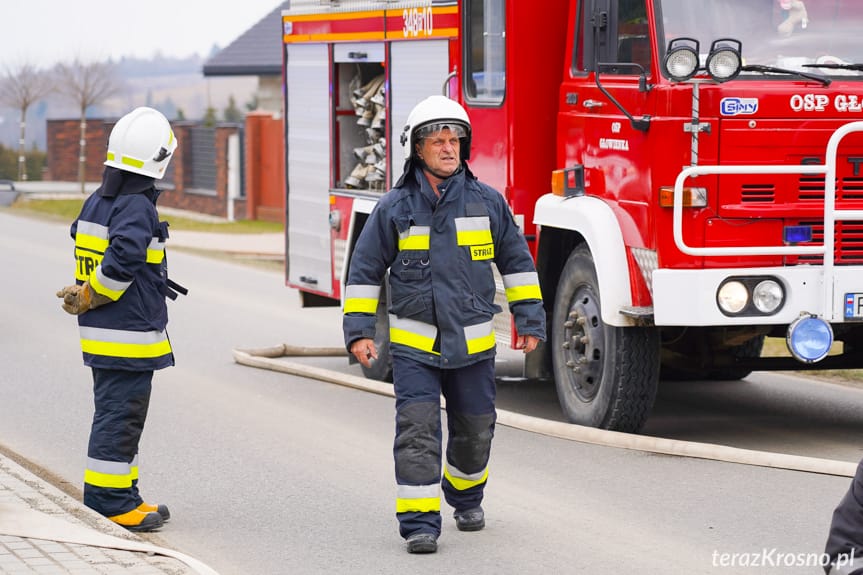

{"left": 415, "top": 122, "right": 467, "bottom": 140}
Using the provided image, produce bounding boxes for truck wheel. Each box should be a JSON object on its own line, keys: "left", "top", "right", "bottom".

{"left": 551, "top": 246, "right": 659, "bottom": 432}
{"left": 361, "top": 279, "right": 393, "bottom": 382}
{"left": 705, "top": 335, "right": 765, "bottom": 381}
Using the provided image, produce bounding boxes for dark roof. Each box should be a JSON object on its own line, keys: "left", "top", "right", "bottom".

{"left": 202, "top": 2, "right": 289, "bottom": 77}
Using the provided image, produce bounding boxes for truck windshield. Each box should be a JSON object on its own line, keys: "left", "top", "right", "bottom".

{"left": 658, "top": 0, "right": 863, "bottom": 79}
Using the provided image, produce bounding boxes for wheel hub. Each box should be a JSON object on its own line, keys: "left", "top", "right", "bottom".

{"left": 560, "top": 289, "right": 603, "bottom": 400}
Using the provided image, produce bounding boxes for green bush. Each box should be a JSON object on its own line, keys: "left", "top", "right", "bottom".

{"left": 0, "top": 144, "right": 46, "bottom": 181}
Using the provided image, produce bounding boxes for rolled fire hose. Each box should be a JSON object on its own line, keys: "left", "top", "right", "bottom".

{"left": 233, "top": 344, "right": 857, "bottom": 478}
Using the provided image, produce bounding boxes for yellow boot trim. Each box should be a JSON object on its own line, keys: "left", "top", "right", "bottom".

{"left": 108, "top": 508, "right": 158, "bottom": 527}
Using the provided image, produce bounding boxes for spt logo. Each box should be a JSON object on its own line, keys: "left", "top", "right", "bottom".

{"left": 720, "top": 98, "right": 759, "bottom": 116}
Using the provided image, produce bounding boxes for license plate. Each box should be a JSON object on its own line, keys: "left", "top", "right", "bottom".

{"left": 844, "top": 293, "right": 863, "bottom": 319}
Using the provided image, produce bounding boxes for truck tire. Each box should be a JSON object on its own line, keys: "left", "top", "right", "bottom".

{"left": 551, "top": 246, "right": 659, "bottom": 432}
{"left": 361, "top": 279, "right": 393, "bottom": 382}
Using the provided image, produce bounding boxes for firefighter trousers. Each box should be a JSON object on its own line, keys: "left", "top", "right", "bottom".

{"left": 392, "top": 355, "right": 496, "bottom": 538}
{"left": 83, "top": 367, "right": 152, "bottom": 517}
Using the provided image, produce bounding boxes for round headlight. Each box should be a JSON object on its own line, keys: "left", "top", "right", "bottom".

{"left": 706, "top": 39, "right": 743, "bottom": 82}
{"left": 752, "top": 279, "right": 784, "bottom": 314}
{"left": 665, "top": 47, "right": 699, "bottom": 81}
{"left": 717, "top": 281, "right": 748, "bottom": 314}
{"left": 706, "top": 48, "right": 741, "bottom": 81}
{"left": 786, "top": 315, "right": 833, "bottom": 363}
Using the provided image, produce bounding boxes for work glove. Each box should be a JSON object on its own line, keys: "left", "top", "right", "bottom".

{"left": 56, "top": 281, "right": 111, "bottom": 315}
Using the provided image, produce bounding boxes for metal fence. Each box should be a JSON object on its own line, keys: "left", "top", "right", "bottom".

{"left": 188, "top": 126, "right": 217, "bottom": 191}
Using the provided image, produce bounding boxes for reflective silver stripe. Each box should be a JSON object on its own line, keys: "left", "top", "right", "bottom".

{"left": 86, "top": 457, "right": 130, "bottom": 475}
{"left": 344, "top": 284, "right": 381, "bottom": 300}
{"left": 502, "top": 271, "right": 542, "bottom": 302}
{"left": 455, "top": 217, "right": 493, "bottom": 246}
{"left": 131, "top": 454, "right": 139, "bottom": 467}
{"left": 464, "top": 320, "right": 494, "bottom": 341}
{"left": 464, "top": 320, "right": 495, "bottom": 355}
{"left": 344, "top": 284, "right": 381, "bottom": 314}
{"left": 454, "top": 217, "right": 490, "bottom": 232}
{"left": 398, "top": 226, "right": 431, "bottom": 250}
{"left": 94, "top": 266, "right": 132, "bottom": 293}
{"left": 77, "top": 221, "right": 109, "bottom": 239}
{"left": 445, "top": 464, "right": 487, "bottom": 482}
{"left": 398, "top": 225, "right": 430, "bottom": 241}
{"left": 79, "top": 326, "right": 169, "bottom": 345}
{"left": 389, "top": 315, "right": 438, "bottom": 340}
{"left": 396, "top": 484, "right": 440, "bottom": 500}
{"left": 502, "top": 272, "right": 539, "bottom": 290}
{"left": 148, "top": 238, "right": 165, "bottom": 251}
{"left": 390, "top": 315, "right": 439, "bottom": 354}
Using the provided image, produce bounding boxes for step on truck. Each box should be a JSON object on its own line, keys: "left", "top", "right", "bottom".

{"left": 281, "top": 0, "right": 863, "bottom": 432}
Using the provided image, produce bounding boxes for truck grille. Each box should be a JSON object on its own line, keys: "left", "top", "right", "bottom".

{"left": 741, "top": 183, "right": 775, "bottom": 202}
{"left": 731, "top": 173, "right": 863, "bottom": 264}
{"left": 797, "top": 174, "right": 863, "bottom": 201}
{"left": 795, "top": 220, "right": 863, "bottom": 264}
{"left": 793, "top": 174, "right": 863, "bottom": 264}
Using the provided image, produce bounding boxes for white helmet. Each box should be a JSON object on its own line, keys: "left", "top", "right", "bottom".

{"left": 400, "top": 95, "right": 472, "bottom": 161}
{"left": 105, "top": 107, "right": 177, "bottom": 179}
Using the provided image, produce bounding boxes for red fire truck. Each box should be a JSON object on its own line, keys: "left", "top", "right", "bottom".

{"left": 281, "top": 0, "right": 863, "bottom": 432}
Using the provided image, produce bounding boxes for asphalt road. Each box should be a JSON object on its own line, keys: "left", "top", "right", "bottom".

{"left": 1, "top": 209, "right": 859, "bottom": 574}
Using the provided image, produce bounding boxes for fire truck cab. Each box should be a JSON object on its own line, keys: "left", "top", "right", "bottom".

{"left": 282, "top": 0, "right": 863, "bottom": 432}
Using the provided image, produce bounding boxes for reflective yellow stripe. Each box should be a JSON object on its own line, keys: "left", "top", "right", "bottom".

{"left": 344, "top": 285, "right": 381, "bottom": 314}
{"left": 505, "top": 284, "right": 543, "bottom": 302}
{"left": 444, "top": 466, "right": 489, "bottom": 491}
{"left": 76, "top": 234, "right": 109, "bottom": 253}
{"left": 89, "top": 269, "right": 125, "bottom": 301}
{"left": 466, "top": 332, "right": 496, "bottom": 355}
{"left": 465, "top": 321, "right": 495, "bottom": 355}
{"left": 390, "top": 327, "right": 439, "bottom": 355}
{"left": 398, "top": 226, "right": 430, "bottom": 251}
{"left": 455, "top": 217, "right": 493, "bottom": 246}
{"left": 146, "top": 248, "right": 165, "bottom": 264}
{"left": 84, "top": 469, "right": 133, "bottom": 489}
{"left": 398, "top": 235, "right": 429, "bottom": 250}
{"left": 396, "top": 497, "right": 441, "bottom": 513}
{"left": 457, "top": 229, "right": 493, "bottom": 246}
{"left": 121, "top": 156, "right": 145, "bottom": 169}
{"left": 81, "top": 338, "right": 172, "bottom": 359}
{"left": 344, "top": 298, "right": 378, "bottom": 314}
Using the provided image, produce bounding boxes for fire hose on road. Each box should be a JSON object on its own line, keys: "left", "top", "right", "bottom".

{"left": 232, "top": 344, "right": 857, "bottom": 478}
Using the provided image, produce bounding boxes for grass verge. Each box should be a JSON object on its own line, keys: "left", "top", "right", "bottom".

{"left": 8, "top": 197, "right": 283, "bottom": 234}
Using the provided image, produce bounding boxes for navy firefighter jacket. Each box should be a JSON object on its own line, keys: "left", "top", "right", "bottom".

{"left": 69, "top": 167, "right": 174, "bottom": 371}
{"left": 343, "top": 163, "right": 546, "bottom": 369}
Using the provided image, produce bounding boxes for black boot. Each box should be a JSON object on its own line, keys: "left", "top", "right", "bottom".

{"left": 406, "top": 532, "right": 438, "bottom": 554}
{"left": 454, "top": 506, "right": 485, "bottom": 532}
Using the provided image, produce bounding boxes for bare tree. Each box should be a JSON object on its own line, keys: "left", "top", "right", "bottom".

{"left": 56, "top": 59, "right": 120, "bottom": 193}
{"left": 0, "top": 63, "right": 53, "bottom": 181}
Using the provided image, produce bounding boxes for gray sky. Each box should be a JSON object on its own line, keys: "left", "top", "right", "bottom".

{"left": 1, "top": 1, "right": 283, "bottom": 68}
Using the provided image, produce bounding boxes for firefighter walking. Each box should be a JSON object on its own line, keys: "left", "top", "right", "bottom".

{"left": 56, "top": 107, "right": 180, "bottom": 532}
{"left": 343, "top": 95, "right": 546, "bottom": 553}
